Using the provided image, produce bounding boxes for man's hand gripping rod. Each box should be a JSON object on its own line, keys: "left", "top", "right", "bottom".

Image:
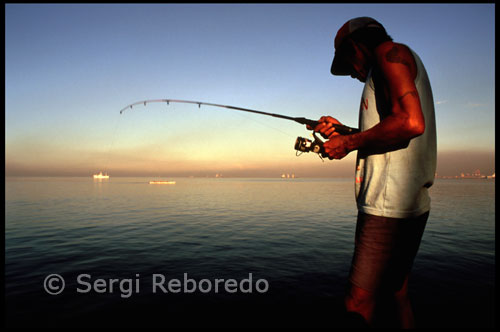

{"left": 293, "top": 117, "right": 359, "bottom": 158}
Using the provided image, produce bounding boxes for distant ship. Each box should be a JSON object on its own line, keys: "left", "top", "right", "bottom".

{"left": 487, "top": 172, "right": 495, "bottom": 179}
{"left": 93, "top": 172, "right": 109, "bottom": 179}
{"left": 149, "top": 180, "right": 176, "bottom": 185}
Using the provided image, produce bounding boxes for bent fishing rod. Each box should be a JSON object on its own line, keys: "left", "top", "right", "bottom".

{"left": 119, "top": 99, "right": 360, "bottom": 157}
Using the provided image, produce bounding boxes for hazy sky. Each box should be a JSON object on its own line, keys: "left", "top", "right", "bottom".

{"left": 5, "top": 4, "right": 495, "bottom": 177}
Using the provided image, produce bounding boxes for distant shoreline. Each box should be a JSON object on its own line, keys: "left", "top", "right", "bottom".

{"left": 436, "top": 177, "right": 495, "bottom": 180}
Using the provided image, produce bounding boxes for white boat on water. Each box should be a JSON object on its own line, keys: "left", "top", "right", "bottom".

{"left": 149, "top": 180, "right": 175, "bottom": 185}
{"left": 93, "top": 172, "right": 109, "bottom": 179}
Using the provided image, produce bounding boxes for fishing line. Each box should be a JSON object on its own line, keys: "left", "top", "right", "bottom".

{"left": 217, "top": 107, "right": 307, "bottom": 175}
{"left": 118, "top": 99, "right": 360, "bottom": 164}
{"left": 119, "top": 99, "right": 359, "bottom": 135}
{"left": 102, "top": 114, "right": 122, "bottom": 174}
{"left": 229, "top": 110, "right": 306, "bottom": 174}
{"left": 152, "top": 120, "right": 170, "bottom": 181}
{"left": 121, "top": 99, "right": 297, "bottom": 143}
{"left": 224, "top": 110, "right": 296, "bottom": 139}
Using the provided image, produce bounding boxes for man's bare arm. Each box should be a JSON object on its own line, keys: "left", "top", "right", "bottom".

{"left": 342, "top": 42, "right": 425, "bottom": 153}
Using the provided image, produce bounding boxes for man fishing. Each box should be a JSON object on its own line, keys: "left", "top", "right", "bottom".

{"left": 308, "top": 17, "right": 437, "bottom": 328}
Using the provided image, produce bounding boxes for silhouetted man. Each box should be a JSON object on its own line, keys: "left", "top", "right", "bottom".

{"left": 309, "top": 17, "right": 437, "bottom": 328}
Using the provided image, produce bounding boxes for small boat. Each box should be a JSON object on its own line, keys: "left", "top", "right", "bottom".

{"left": 93, "top": 172, "right": 109, "bottom": 179}
{"left": 149, "top": 180, "right": 176, "bottom": 185}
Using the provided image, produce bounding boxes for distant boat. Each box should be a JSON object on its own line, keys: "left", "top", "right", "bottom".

{"left": 149, "top": 180, "right": 176, "bottom": 185}
{"left": 487, "top": 173, "right": 495, "bottom": 179}
{"left": 93, "top": 172, "right": 109, "bottom": 179}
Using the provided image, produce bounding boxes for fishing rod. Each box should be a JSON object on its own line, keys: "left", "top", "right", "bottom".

{"left": 119, "top": 99, "right": 360, "bottom": 157}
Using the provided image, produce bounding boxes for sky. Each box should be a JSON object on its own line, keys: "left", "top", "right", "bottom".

{"left": 5, "top": 4, "right": 495, "bottom": 177}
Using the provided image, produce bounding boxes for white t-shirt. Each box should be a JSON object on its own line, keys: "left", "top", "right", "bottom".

{"left": 354, "top": 48, "right": 437, "bottom": 218}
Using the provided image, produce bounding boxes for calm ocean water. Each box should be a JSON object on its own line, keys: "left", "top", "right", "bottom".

{"left": 5, "top": 177, "right": 495, "bottom": 328}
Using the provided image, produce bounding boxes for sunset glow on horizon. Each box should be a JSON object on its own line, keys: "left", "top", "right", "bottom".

{"left": 5, "top": 4, "right": 495, "bottom": 178}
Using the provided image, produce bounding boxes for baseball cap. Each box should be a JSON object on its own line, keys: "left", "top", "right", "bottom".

{"left": 330, "top": 17, "right": 385, "bottom": 75}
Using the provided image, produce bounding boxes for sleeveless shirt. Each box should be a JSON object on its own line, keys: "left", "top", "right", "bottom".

{"left": 354, "top": 48, "right": 437, "bottom": 218}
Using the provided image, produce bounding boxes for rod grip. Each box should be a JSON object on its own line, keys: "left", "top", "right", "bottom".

{"left": 332, "top": 124, "right": 360, "bottom": 135}
{"left": 296, "top": 118, "right": 360, "bottom": 135}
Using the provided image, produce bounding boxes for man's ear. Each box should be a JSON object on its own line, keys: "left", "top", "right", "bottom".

{"left": 349, "top": 39, "right": 371, "bottom": 59}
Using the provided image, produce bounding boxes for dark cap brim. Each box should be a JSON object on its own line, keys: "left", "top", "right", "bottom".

{"left": 331, "top": 53, "right": 352, "bottom": 76}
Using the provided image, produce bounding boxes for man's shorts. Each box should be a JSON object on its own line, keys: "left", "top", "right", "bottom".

{"left": 348, "top": 211, "right": 429, "bottom": 293}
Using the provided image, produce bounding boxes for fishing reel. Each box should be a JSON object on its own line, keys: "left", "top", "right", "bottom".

{"left": 294, "top": 132, "right": 326, "bottom": 160}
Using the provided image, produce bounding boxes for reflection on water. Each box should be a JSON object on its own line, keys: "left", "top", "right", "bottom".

{"left": 5, "top": 177, "right": 495, "bottom": 328}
